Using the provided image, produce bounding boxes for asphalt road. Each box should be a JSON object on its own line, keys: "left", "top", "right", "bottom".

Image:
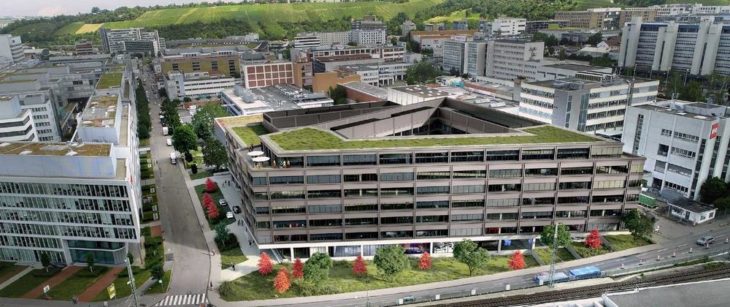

{"left": 141, "top": 65, "right": 210, "bottom": 295}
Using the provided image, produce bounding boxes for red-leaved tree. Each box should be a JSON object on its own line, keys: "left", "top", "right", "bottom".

{"left": 258, "top": 252, "right": 273, "bottom": 276}
{"left": 585, "top": 228, "right": 602, "bottom": 249}
{"left": 352, "top": 255, "right": 367, "bottom": 276}
{"left": 418, "top": 252, "right": 432, "bottom": 270}
{"left": 508, "top": 250, "right": 526, "bottom": 270}
{"left": 205, "top": 178, "right": 217, "bottom": 192}
{"left": 207, "top": 202, "right": 219, "bottom": 219}
{"left": 273, "top": 267, "right": 290, "bottom": 294}
{"left": 202, "top": 193, "right": 214, "bottom": 209}
{"left": 292, "top": 258, "right": 304, "bottom": 279}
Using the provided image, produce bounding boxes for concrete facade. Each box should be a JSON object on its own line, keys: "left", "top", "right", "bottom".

{"left": 486, "top": 40, "right": 544, "bottom": 81}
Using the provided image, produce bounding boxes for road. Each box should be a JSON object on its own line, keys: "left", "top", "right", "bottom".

{"left": 140, "top": 65, "right": 211, "bottom": 296}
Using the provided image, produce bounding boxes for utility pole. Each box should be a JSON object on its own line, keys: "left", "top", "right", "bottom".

{"left": 548, "top": 223, "right": 558, "bottom": 288}
{"left": 125, "top": 258, "right": 139, "bottom": 307}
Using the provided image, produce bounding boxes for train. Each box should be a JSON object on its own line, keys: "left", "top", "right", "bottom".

{"left": 533, "top": 265, "right": 602, "bottom": 285}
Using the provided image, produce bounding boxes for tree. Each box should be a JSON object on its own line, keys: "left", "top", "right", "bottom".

{"left": 292, "top": 258, "right": 304, "bottom": 280}
{"left": 622, "top": 210, "right": 655, "bottom": 239}
{"left": 680, "top": 80, "right": 705, "bottom": 102}
{"left": 40, "top": 253, "right": 51, "bottom": 272}
{"left": 202, "top": 193, "right": 215, "bottom": 211}
{"left": 585, "top": 228, "right": 602, "bottom": 249}
{"left": 373, "top": 245, "right": 409, "bottom": 279}
{"left": 700, "top": 177, "right": 727, "bottom": 204}
{"left": 328, "top": 86, "right": 348, "bottom": 105}
{"left": 205, "top": 178, "right": 217, "bottom": 192}
{"left": 214, "top": 223, "right": 230, "bottom": 249}
{"left": 172, "top": 124, "right": 198, "bottom": 155}
{"left": 207, "top": 202, "right": 220, "bottom": 219}
{"left": 453, "top": 239, "right": 489, "bottom": 276}
{"left": 540, "top": 224, "right": 572, "bottom": 247}
{"left": 273, "top": 267, "right": 290, "bottom": 294}
{"left": 151, "top": 264, "right": 164, "bottom": 280}
{"left": 418, "top": 252, "right": 431, "bottom": 270}
{"left": 714, "top": 196, "right": 730, "bottom": 216}
{"left": 352, "top": 255, "right": 367, "bottom": 276}
{"left": 191, "top": 103, "right": 228, "bottom": 140}
{"left": 405, "top": 61, "right": 441, "bottom": 85}
{"left": 587, "top": 32, "right": 603, "bottom": 46}
{"left": 258, "top": 252, "right": 273, "bottom": 276}
{"left": 85, "top": 253, "right": 95, "bottom": 272}
{"left": 303, "top": 252, "right": 333, "bottom": 283}
{"left": 558, "top": 48, "right": 567, "bottom": 60}
{"left": 508, "top": 251, "right": 525, "bottom": 270}
{"left": 202, "top": 139, "right": 227, "bottom": 170}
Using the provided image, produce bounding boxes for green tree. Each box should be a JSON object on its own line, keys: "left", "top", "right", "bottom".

{"left": 151, "top": 264, "right": 163, "bottom": 280}
{"left": 328, "top": 86, "right": 347, "bottom": 105}
{"left": 172, "top": 124, "right": 198, "bottom": 155}
{"left": 540, "top": 224, "right": 571, "bottom": 247}
{"left": 587, "top": 32, "right": 603, "bottom": 46}
{"left": 85, "top": 253, "right": 95, "bottom": 272}
{"left": 405, "top": 61, "right": 440, "bottom": 85}
{"left": 373, "top": 245, "right": 409, "bottom": 279}
{"left": 622, "top": 210, "right": 655, "bottom": 239}
{"left": 453, "top": 239, "right": 489, "bottom": 276}
{"left": 202, "top": 139, "right": 228, "bottom": 170}
{"left": 558, "top": 48, "right": 567, "bottom": 61}
{"left": 303, "top": 252, "right": 332, "bottom": 284}
{"left": 40, "top": 253, "right": 51, "bottom": 272}
{"left": 214, "top": 223, "right": 230, "bottom": 249}
{"left": 700, "top": 177, "right": 728, "bottom": 204}
{"left": 680, "top": 80, "right": 705, "bottom": 102}
{"left": 714, "top": 197, "right": 730, "bottom": 216}
{"left": 192, "top": 103, "right": 228, "bottom": 140}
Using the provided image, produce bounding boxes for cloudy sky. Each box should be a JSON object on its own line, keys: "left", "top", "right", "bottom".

{"left": 2, "top": 0, "right": 241, "bottom": 17}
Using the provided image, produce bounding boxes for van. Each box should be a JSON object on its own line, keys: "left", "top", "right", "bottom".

{"left": 162, "top": 126, "right": 169, "bottom": 136}
{"left": 170, "top": 152, "right": 177, "bottom": 164}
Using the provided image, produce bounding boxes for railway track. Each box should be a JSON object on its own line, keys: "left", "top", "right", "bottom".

{"left": 438, "top": 264, "right": 730, "bottom": 307}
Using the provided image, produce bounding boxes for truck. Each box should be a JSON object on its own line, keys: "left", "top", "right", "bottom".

{"left": 170, "top": 152, "right": 177, "bottom": 164}
{"left": 162, "top": 126, "right": 169, "bottom": 135}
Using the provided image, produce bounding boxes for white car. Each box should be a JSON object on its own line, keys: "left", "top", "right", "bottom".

{"left": 166, "top": 138, "right": 172, "bottom": 146}
{"left": 219, "top": 199, "right": 228, "bottom": 206}
{"left": 226, "top": 212, "right": 234, "bottom": 219}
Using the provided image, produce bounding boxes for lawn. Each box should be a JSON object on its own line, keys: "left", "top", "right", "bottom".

{"left": 604, "top": 235, "right": 652, "bottom": 251}
{"left": 189, "top": 169, "right": 214, "bottom": 180}
{"left": 426, "top": 9, "right": 481, "bottom": 24}
{"left": 0, "top": 269, "right": 58, "bottom": 298}
{"left": 232, "top": 124, "right": 269, "bottom": 147}
{"left": 268, "top": 126, "right": 599, "bottom": 151}
{"left": 221, "top": 248, "right": 248, "bottom": 270}
{"left": 146, "top": 270, "right": 172, "bottom": 294}
{"left": 140, "top": 138, "right": 150, "bottom": 147}
{"left": 571, "top": 242, "right": 609, "bottom": 258}
{"left": 44, "top": 267, "right": 109, "bottom": 300}
{"left": 532, "top": 248, "right": 575, "bottom": 264}
{"left": 93, "top": 267, "right": 151, "bottom": 301}
{"left": 97, "top": 72, "right": 123, "bottom": 89}
{"left": 0, "top": 262, "right": 27, "bottom": 285}
{"left": 221, "top": 256, "right": 535, "bottom": 301}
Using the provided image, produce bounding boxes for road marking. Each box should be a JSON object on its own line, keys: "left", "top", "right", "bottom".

{"left": 155, "top": 293, "right": 208, "bottom": 306}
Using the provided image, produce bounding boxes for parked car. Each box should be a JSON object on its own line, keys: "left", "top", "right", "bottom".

{"left": 233, "top": 206, "right": 242, "bottom": 214}
{"left": 219, "top": 199, "right": 228, "bottom": 206}
{"left": 166, "top": 138, "right": 172, "bottom": 146}
{"left": 226, "top": 212, "right": 234, "bottom": 219}
{"left": 697, "top": 235, "right": 715, "bottom": 246}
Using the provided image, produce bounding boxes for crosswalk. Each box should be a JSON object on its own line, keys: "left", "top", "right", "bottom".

{"left": 155, "top": 293, "right": 208, "bottom": 306}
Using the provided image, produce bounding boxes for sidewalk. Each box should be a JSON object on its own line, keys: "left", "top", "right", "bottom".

{"left": 77, "top": 267, "right": 124, "bottom": 302}
{"left": 22, "top": 266, "right": 81, "bottom": 299}
{"left": 0, "top": 266, "right": 33, "bottom": 290}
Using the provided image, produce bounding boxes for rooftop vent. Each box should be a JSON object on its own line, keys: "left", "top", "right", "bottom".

{"left": 66, "top": 151, "right": 77, "bottom": 156}
{"left": 19, "top": 150, "right": 32, "bottom": 155}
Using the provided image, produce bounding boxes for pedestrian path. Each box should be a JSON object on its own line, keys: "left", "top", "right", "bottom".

{"left": 0, "top": 266, "right": 33, "bottom": 290}
{"left": 155, "top": 293, "right": 208, "bottom": 306}
{"left": 22, "top": 266, "right": 81, "bottom": 299}
{"left": 77, "top": 267, "right": 124, "bottom": 302}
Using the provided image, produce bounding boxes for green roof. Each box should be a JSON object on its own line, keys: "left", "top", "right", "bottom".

{"left": 96, "top": 72, "right": 123, "bottom": 89}
{"left": 267, "top": 126, "right": 601, "bottom": 151}
{"left": 233, "top": 124, "right": 269, "bottom": 146}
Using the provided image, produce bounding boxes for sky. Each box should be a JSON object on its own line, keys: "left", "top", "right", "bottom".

{"left": 1, "top": 0, "right": 241, "bottom": 17}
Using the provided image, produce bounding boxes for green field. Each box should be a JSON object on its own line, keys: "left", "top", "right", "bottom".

{"left": 426, "top": 9, "right": 481, "bottom": 24}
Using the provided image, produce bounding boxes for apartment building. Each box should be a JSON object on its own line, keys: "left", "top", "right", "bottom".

{"left": 618, "top": 17, "right": 730, "bottom": 76}
{"left": 0, "top": 34, "right": 23, "bottom": 64}
{"left": 485, "top": 40, "right": 544, "bottom": 81}
{"left": 0, "top": 96, "right": 37, "bottom": 142}
{"left": 622, "top": 100, "right": 730, "bottom": 200}
{"left": 0, "top": 67, "right": 142, "bottom": 265}
{"left": 241, "top": 62, "right": 294, "bottom": 89}
{"left": 165, "top": 72, "right": 237, "bottom": 100}
{"left": 160, "top": 51, "right": 241, "bottom": 77}
{"left": 554, "top": 8, "right": 622, "bottom": 30}
{"left": 293, "top": 35, "right": 322, "bottom": 49}
{"left": 491, "top": 18, "right": 527, "bottom": 36}
{"left": 519, "top": 73, "right": 659, "bottom": 134}
{"left": 99, "top": 28, "right": 163, "bottom": 55}
{"left": 215, "top": 98, "right": 644, "bottom": 259}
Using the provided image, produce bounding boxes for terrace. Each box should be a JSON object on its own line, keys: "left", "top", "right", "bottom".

{"left": 96, "top": 71, "right": 123, "bottom": 89}
{"left": 80, "top": 95, "right": 118, "bottom": 127}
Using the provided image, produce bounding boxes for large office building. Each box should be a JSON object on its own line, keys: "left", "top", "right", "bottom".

{"left": 215, "top": 98, "right": 644, "bottom": 259}
{"left": 622, "top": 100, "right": 730, "bottom": 201}
{"left": 165, "top": 71, "right": 237, "bottom": 100}
{"left": 0, "top": 96, "right": 37, "bottom": 142}
{"left": 534, "top": 63, "right": 613, "bottom": 81}
{"left": 0, "top": 67, "right": 142, "bottom": 265}
{"left": 618, "top": 17, "right": 730, "bottom": 76}
{"left": 340, "top": 62, "right": 412, "bottom": 87}
{"left": 241, "top": 62, "right": 294, "bottom": 89}
{"left": 485, "top": 40, "right": 544, "bottom": 81}
{"left": 491, "top": 18, "right": 527, "bottom": 36}
{"left": 442, "top": 39, "right": 468, "bottom": 75}
{"left": 519, "top": 73, "right": 659, "bottom": 135}
{"left": 0, "top": 34, "right": 23, "bottom": 65}
{"left": 99, "top": 28, "right": 164, "bottom": 56}
{"left": 221, "top": 84, "right": 333, "bottom": 116}
{"left": 554, "top": 8, "right": 622, "bottom": 30}
{"left": 160, "top": 51, "right": 241, "bottom": 77}
{"left": 464, "top": 41, "right": 487, "bottom": 77}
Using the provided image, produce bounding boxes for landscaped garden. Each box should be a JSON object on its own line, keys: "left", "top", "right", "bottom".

{"left": 140, "top": 152, "right": 154, "bottom": 180}
{"left": 141, "top": 184, "right": 159, "bottom": 223}
{"left": 0, "top": 262, "right": 27, "bottom": 284}
{"left": 532, "top": 247, "right": 575, "bottom": 264}
{"left": 0, "top": 268, "right": 60, "bottom": 298}
{"left": 44, "top": 266, "right": 109, "bottom": 300}
{"left": 194, "top": 179, "right": 234, "bottom": 230}
{"left": 604, "top": 234, "right": 652, "bottom": 251}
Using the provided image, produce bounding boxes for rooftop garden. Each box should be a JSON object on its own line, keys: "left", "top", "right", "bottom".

{"left": 267, "top": 126, "right": 600, "bottom": 151}
{"left": 96, "top": 72, "right": 123, "bottom": 89}
{"left": 232, "top": 124, "right": 269, "bottom": 146}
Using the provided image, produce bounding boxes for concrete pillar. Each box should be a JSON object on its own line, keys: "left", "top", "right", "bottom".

{"left": 531, "top": 237, "right": 536, "bottom": 250}
{"left": 289, "top": 247, "right": 294, "bottom": 261}
{"left": 429, "top": 242, "right": 434, "bottom": 254}
{"left": 497, "top": 239, "right": 502, "bottom": 252}
{"left": 360, "top": 244, "right": 364, "bottom": 257}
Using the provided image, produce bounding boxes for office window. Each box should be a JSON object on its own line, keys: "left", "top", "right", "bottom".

{"left": 452, "top": 185, "right": 485, "bottom": 194}
{"left": 416, "top": 201, "right": 449, "bottom": 209}
{"left": 486, "top": 150, "right": 519, "bottom": 161}
{"left": 453, "top": 170, "right": 486, "bottom": 178}
{"left": 416, "top": 152, "right": 449, "bottom": 163}
{"left": 417, "top": 171, "right": 450, "bottom": 180}
{"left": 380, "top": 172, "right": 414, "bottom": 181}
{"left": 522, "top": 149, "right": 554, "bottom": 160}
{"left": 417, "top": 186, "right": 450, "bottom": 194}
{"left": 307, "top": 175, "right": 341, "bottom": 184}
{"left": 380, "top": 153, "right": 412, "bottom": 164}
{"left": 343, "top": 154, "right": 377, "bottom": 165}
{"left": 489, "top": 169, "right": 522, "bottom": 178}
{"left": 307, "top": 156, "right": 340, "bottom": 167}
{"left": 451, "top": 151, "right": 484, "bottom": 162}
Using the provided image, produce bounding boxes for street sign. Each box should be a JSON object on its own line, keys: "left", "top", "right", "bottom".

{"left": 43, "top": 285, "right": 50, "bottom": 294}
{"left": 107, "top": 284, "right": 116, "bottom": 299}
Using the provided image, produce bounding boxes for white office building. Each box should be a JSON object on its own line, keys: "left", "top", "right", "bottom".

{"left": 293, "top": 35, "right": 321, "bottom": 48}
{"left": 491, "top": 18, "right": 527, "bottom": 36}
{"left": 0, "top": 34, "right": 23, "bottom": 64}
{"left": 618, "top": 17, "right": 730, "bottom": 76}
{"left": 351, "top": 29, "right": 387, "bottom": 46}
{"left": 486, "top": 40, "right": 544, "bottom": 81}
{"left": 165, "top": 71, "right": 237, "bottom": 100}
{"left": 622, "top": 100, "right": 730, "bottom": 200}
{"left": 520, "top": 72, "right": 659, "bottom": 135}
{"left": 464, "top": 41, "right": 487, "bottom": 77}
{"left": 100, "top": 28, "right": 163, "bottom": 55}
{"left": 0, "top": 96, "right": 36, "bottom": 142}
{"left": 341, "top": 62, "right": 412, "bottom": 87}
{"left": 221, "top": 84, "right": 333, "bottom": 116}
{"left": 442, "top": 39, "right": 467, "bottom": 75}
{"left": 534, "top": 63, "right": 613, "bottom": 81}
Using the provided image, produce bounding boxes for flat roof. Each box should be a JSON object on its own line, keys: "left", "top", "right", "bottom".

{"left": 669, "top": 198, "right": 715, "bottom": 213}
{"left": 340, "top": 81, "right": 387, "bottom": 99}
{"left": 634, "top": 103, "right": 723, "bottom": 120}
{"left": 607, "top": 279, "right": 730, "bottom": 307}
{"left": 96, "top": 71, "right": 123, "bottom": 89}
{"left": 0, "top": 142, "right": 111, "bottom": 157}
{"left": 80, "top": 95, "right": 118, "bottom": 127}
{"left": 390, "top": 85, "right": 450, "bottom": 98}
{"left": 542, "top": 63, "right": 604, "bottom": 71}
